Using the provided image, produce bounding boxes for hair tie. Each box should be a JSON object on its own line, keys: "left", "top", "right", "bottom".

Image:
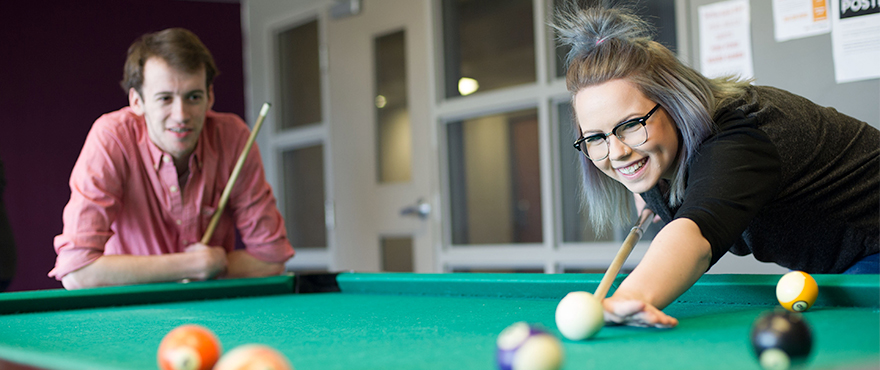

{"left": 596, "top": 37, "right": 607, "bottom": 45}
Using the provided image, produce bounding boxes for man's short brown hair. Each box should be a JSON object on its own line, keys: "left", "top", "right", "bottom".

{"left": 120, "top": 28, "right": 219, "bottom": 94}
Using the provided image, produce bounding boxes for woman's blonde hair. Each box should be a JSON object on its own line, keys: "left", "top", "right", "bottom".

{"left": 554, "top": 3, "right": 750, "bottom": 233}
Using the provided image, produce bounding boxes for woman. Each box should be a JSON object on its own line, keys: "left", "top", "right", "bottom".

{"left": 555, "top": 5, "right": 879, "bottom": 327}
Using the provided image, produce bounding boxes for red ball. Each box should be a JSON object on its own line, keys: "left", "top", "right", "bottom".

{"left": 213, "top": 344, "right": 294, "bottom": 370}
{"left": 157, "top": 324, "right": 222, "bottom": 370}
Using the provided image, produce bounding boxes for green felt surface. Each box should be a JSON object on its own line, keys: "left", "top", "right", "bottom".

{"left": 0, "top": 273, "right": 877, "bottom": 370}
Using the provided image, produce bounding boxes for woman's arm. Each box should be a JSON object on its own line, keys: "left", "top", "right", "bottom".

{"left": 603, "top": 217, "right": 712, "bottom": 327}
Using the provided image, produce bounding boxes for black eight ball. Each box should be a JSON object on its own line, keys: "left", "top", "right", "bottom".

{"left": 750, "top": 310, "right": 813, "bottom": 370}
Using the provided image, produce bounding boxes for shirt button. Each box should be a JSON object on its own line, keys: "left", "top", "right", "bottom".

{"left": 170, "top": 185, "right": 179, "bottom": 193}
{"left": 163, "top": 155, "right": 171, "bottom": 163}
{"left": 176, "top": 219, "right": 182, "bottom": 225}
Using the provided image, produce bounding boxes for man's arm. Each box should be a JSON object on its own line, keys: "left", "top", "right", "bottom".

{"left": 223, "top": 129, "right": 295, "bottom": 269}
{"left": 61, "top": 243, "right": 227, "bottom": 289}
{"left": 225, "top": 249, "right": 285, "bottom": 278}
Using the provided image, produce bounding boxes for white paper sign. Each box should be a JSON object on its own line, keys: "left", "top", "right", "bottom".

{"left": 699, "top": 0, "right": 755, "bottom": 79}
{"left": 773, "top": 0, "right": 832, "bottom": 41}
{"left": 831, "top": 0, "right": 880, "bottom": 83}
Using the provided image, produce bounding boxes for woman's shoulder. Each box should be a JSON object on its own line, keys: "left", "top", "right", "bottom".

{"left": 715, "top": 85, "right": 866, "bottom": 129}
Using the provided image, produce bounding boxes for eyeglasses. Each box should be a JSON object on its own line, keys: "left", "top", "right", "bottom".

{"left": 573, "top": 103, "right": 661, "bottom": 161}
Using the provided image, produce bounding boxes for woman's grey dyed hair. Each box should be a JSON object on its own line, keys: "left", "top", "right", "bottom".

{"left": 553, "top": 3, "right": 750, "bottom": 233}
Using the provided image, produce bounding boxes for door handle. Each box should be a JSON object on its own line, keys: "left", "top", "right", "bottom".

{"left": 400, "top": 198, "right": 431, "bottom": 220}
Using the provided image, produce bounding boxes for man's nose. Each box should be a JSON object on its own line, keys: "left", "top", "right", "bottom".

{"left": 170, "top": 97, "right": 188, "bottom": 122}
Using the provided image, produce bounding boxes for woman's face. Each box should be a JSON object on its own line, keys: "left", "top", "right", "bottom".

{"left": 574, "top": 79, "right": 679, "bottom": 194}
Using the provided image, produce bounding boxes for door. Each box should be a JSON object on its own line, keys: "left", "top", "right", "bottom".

{"left": 326, "top": 0, "right": 436, "bottom": 273}
{"left": 244, "top": 0, "right": 436, "bottom": 273}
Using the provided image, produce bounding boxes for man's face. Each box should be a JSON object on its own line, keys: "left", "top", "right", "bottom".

{"left": 129, "top": 57, "right": 214, "bottom": 165}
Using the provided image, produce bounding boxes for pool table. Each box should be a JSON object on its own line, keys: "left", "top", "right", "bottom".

{"left": 0, "top": 273, "right": 877, "bottom": 370}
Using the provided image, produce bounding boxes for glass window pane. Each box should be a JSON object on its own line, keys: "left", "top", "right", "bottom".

{"left": 282, "top": 145, "right": 326, "bottom": 249}
{"left": 278, "top": 20, "right": 322, "bottom": 129}
{"left": 552, "top": 0, "right": 678, "bottom": 78}
{"left": 375, "top": 30, "right": 411, "bottom": 183}
{"left": 447, "top": 109, "right": 542, "bottom": 245}
{"left": 442, "top": 0, "right": 535, "bottom": 98}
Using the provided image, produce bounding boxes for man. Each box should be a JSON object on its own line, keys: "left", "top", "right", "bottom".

{"left": 50, "top": 28, "right": 294, "bottom": 289}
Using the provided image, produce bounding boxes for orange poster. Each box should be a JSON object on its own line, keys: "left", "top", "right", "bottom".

{"left": 773, "top": 0, "right": 831, "bottom": 42}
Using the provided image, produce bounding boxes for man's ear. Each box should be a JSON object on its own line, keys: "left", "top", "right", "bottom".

{"left": 207, "top": 84, "right": 215, "bottom": 111}
{"left": 128, "top": 88, "right": 144, "bottom": 115}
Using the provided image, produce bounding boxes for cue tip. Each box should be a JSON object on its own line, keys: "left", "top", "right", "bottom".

{"left": 259, "top": 102, "right": 271, "bottom": 116}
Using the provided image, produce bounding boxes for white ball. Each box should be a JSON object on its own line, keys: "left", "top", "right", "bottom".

{"left": 555, "top": 291, "right": 604, "bottom": 340}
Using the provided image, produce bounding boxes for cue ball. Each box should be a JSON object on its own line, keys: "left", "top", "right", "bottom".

{"left": 496, "top": 322, "right": 564, "bottom": 370}
{"left": 157, "top": 324, "right": 222, "bottom": 370}
{"left": 213, "top": 344, "right": 294, "bottom": 370}
{"left": 750, "top": 310, "right": 813, "bottom": 370}
{"left": 554, "top": 291, "right": 604, "bottom": 340}
{"left": 776, "top": 271, "right": 818, "bottom": 312}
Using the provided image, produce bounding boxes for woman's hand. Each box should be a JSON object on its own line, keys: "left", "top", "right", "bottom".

{"left": 603, "top": 295, "right": 678, "bottom": 328}
{"left": 634, "top": 193, "right": 661, "bottom": 223}
{"left": 600, "top": 217, "right": 712, "bottom": 329}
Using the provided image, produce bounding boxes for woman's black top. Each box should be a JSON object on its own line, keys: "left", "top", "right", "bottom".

{"left": 642, "top": 86, "right": 879, "bottom": 273}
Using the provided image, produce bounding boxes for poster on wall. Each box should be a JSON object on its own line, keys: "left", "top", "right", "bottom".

{"left": 831, "top": 0, "right": 880, "bottom": 83}
{"left": 698, "top": 0, "right": 755, "bottom": 79}
{"left": 773, "top": 0, "right": 832, "bottom": 41}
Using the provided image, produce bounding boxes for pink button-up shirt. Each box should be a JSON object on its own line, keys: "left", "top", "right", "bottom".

{"left": 50, "top": 107, "right": 294, "bottom": 280}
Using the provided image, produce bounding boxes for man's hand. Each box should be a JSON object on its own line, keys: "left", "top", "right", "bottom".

{"left": 61, "top": 244, "right": 231, "bottom": 289}
{"left": 225, "top": 249, "right": 286, "bottom": 278}
{"left": 183, "top": 242, "right": 228, "bottom": 280}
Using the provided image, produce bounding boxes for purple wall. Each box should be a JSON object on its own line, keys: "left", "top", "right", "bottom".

{"left": 0, "top": 0, "right": 245, "bottom": 291}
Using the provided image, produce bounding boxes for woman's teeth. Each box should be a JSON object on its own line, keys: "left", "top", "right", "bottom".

{"left": 619, "top": 158, "right": 647, "bottom": 175}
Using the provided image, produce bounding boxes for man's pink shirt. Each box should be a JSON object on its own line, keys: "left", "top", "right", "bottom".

{"left": 50, "top": 107, "right": 294, "bottom": 280}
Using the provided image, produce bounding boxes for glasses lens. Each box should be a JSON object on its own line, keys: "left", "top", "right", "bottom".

{"left": 584, "top": 137, "right": 608, "bottom": 160}
{"left": 618, "top": 121, "right": 647, "bottom": 147}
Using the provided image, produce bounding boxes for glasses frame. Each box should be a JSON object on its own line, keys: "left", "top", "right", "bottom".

{"left": 573, "top": 103, "right": 661, "bottom": 161}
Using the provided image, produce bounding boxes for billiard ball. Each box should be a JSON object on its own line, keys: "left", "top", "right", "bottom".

{"left": 496, "top": 322, "right": 564, "bottom": 370}
{"left": 554, "top": 291, "right": 604, "bottom": 340}
{"left": 776, "top": 271, "right": 818, "bottom": 312}
{"left": 157, "top": 324, "right": 222, "bottom": 370}
{"left": 750, "top": 310, "right": 813, "bottom": 370}
{"left": 213, "top": 344, "right": 294, "bottom": 370}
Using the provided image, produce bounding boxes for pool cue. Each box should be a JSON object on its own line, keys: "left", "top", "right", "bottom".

{"left": 593, "top": 208, "right": 655, "bottom": 300}
{"left": 200, "top": 102, "right": 271, "bottom": 245}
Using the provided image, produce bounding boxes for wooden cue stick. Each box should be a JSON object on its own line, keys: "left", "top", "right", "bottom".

{"left": 593, "top": 208, "right": 655, "bottom": 300}
{"left": 200, "top": 102, "right": 271, "bottom": 245}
